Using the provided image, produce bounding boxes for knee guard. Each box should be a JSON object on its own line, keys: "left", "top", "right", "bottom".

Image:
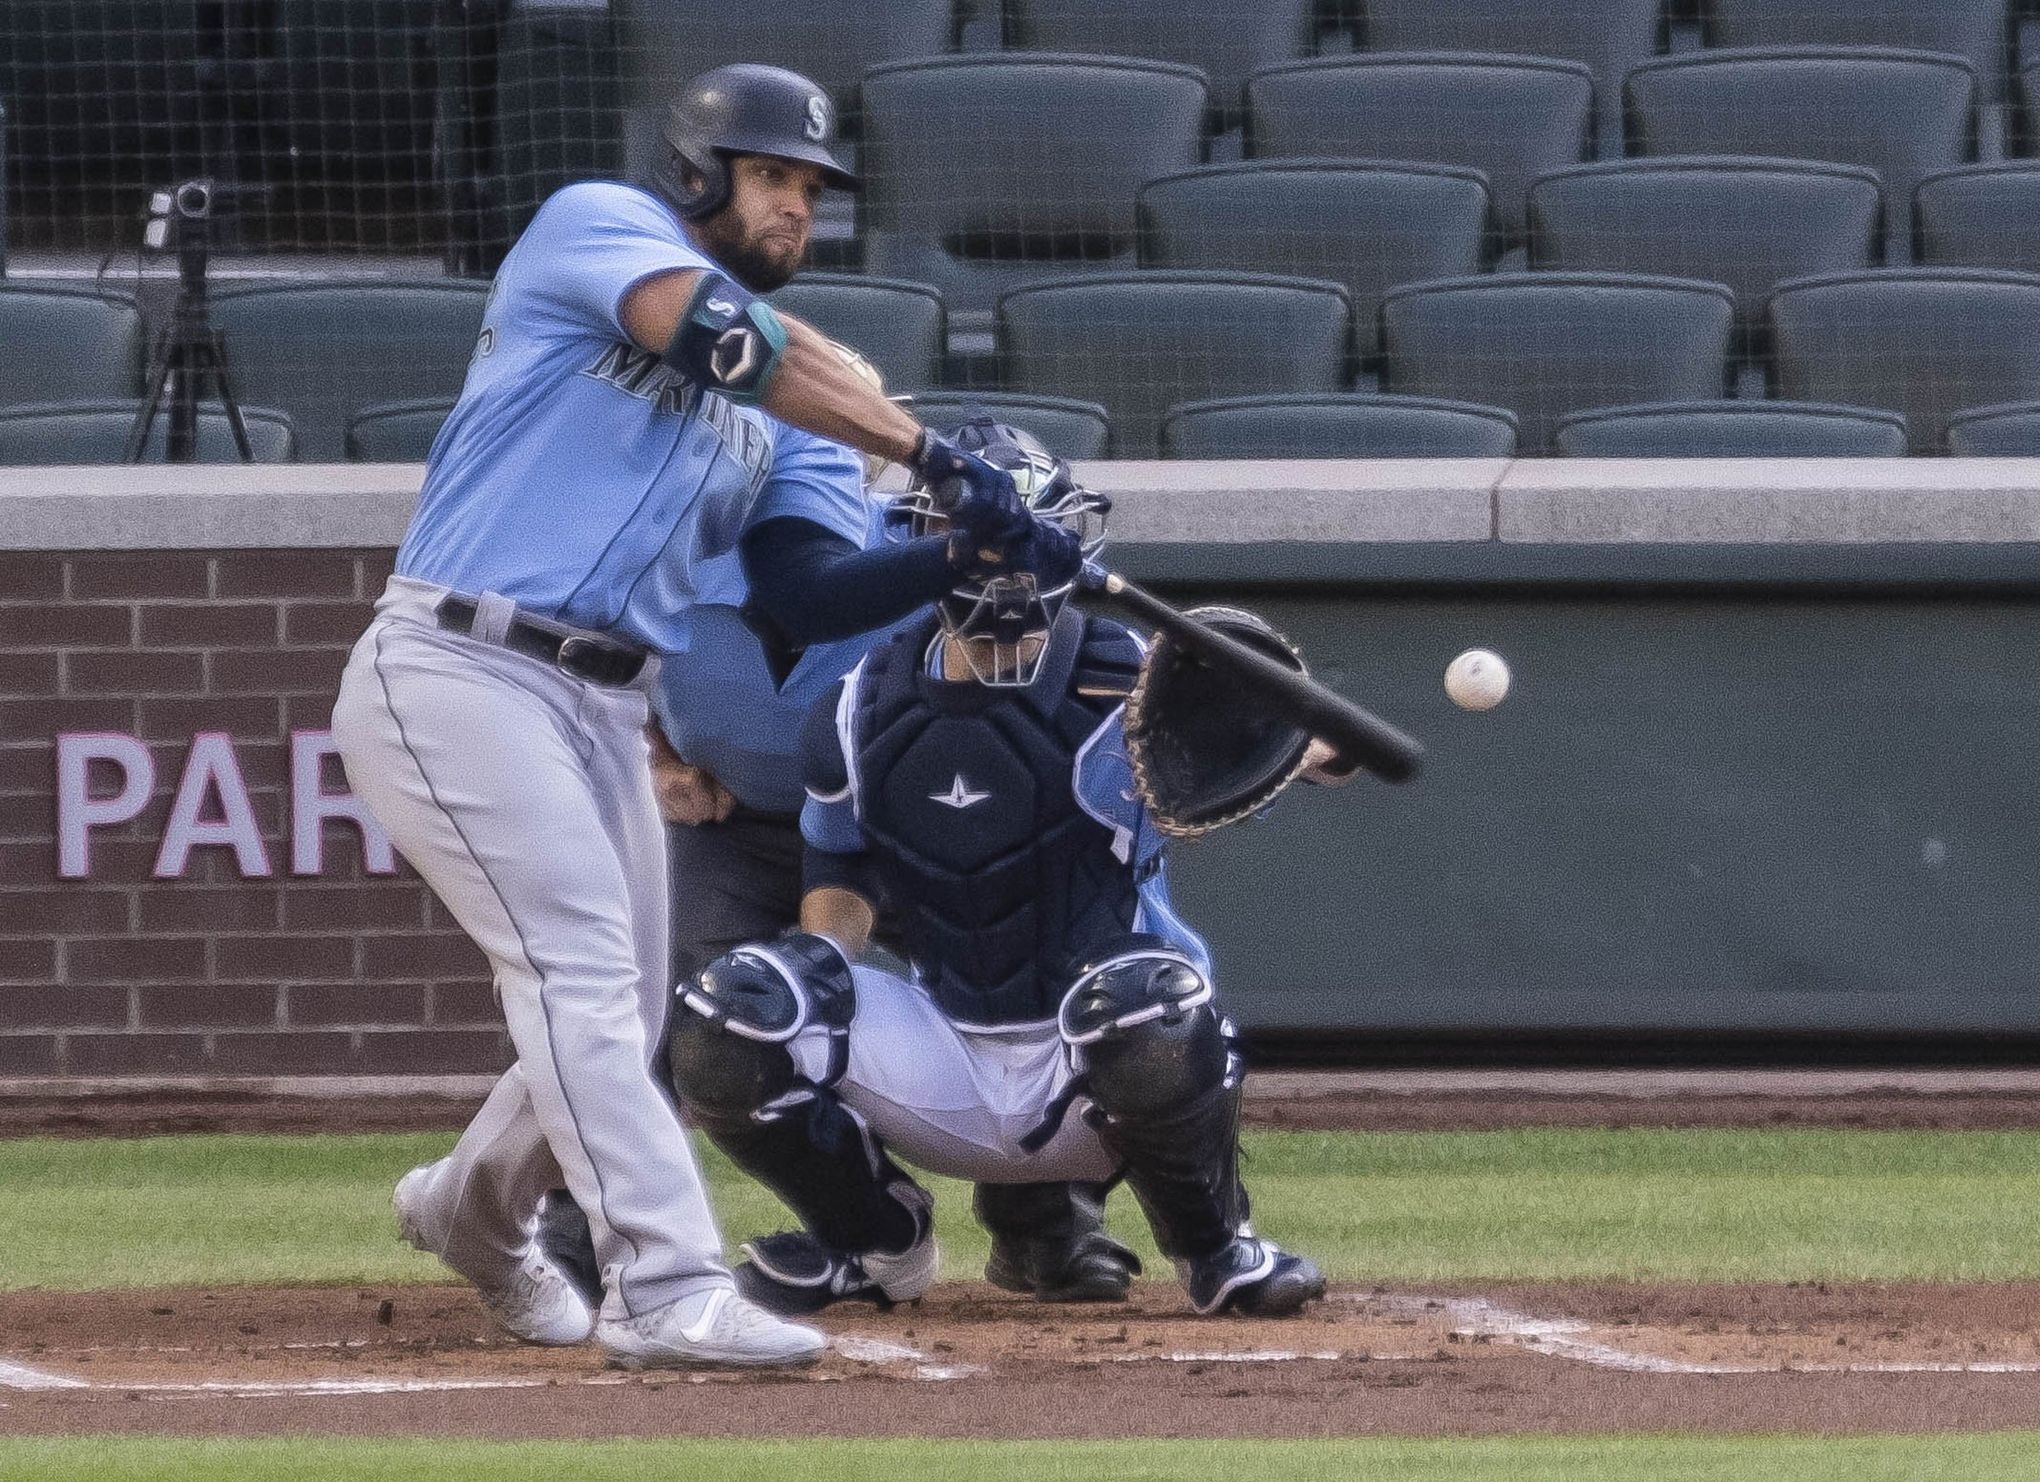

{"left": 667, "top": 932, "right": 855, "bottom": 1129}
{"left": 668, "top": 934, "right": 919, "bottom": 1256}
{"left": 1057, "top": 936, "right": 1246, "bottom": 1260}
{"left": 1059, "top": 936, "right": 1227, "bottom": 1116}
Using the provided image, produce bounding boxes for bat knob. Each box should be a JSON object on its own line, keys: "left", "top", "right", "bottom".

{"left": 1077, "top": 560, "right": 1111, "bottom": 593}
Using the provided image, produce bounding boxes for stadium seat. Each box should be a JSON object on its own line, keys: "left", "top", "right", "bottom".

{"left": 1624, "top": 48, "right": 1977, "bottom": 263}
{"left": 1246, "top": 54, "right": 1594, "bottom": 245}
{"left": 1138, "top": 162, "right": 1489, "bottom": 364}
{"left": 1914, "top": 164, "right": 2040, "bottom": 271}
{"left": 906, "top": 392, "right": 1112, "bottom": 461}
{"left": 492, "top": 1, "right": 627, "bottom": 245}
{"left": 769, "top": 275, "right": 945, "bottom": 392}
{"left": 616, "top": 0, "right": 956, "bottom": 118}
{"left": 0, "top": 400, "right": 296, "bottom": 465}
{"left": 861, "top": 56, "right": 1207, "bottom": 316}
{"left": 1946, "top": 401, "right": 2040, "bottom": 454}
{"left": 345, "top": 398, "right": 457, "bottom": 463}
{"left": 997, "top": 272, "right": 1352, "bottom": 457}
{"left": 210, "top": 281, "right": 489, "bottom": 461}
{"left": 1527, "top": 158, "right": 1883, "bottom": 355}
{"left": 1381, "top": 273, "right": 1736, "bottom": 454}
{"left": 1355, "top": 0, "right": 1664, "bottom": 154}
{"left": 1769, "top": 268, "right": 2040, "bottom": 451}
{"left": 0, "top": 286, "right": 144, "bottom": 409}
{"left": 1000, "top": 0, "right": 1319, "bottom": 122}
{"left": 1553, "top": 399, "right": 1909, "bottom": 456}
{"left": 1699, "top": 0, "right": 2010, "bottom": 100}
{"left": 1161, "top": 394, "right": 1519, "bottom": 458}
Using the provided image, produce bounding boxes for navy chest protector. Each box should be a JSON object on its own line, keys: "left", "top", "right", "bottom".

{"left": 852, "top": 612, "right": 1144, "bottom": 1025}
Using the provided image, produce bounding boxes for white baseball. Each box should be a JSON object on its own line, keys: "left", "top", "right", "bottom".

{"left": 1445, "top": 649, "right": 1510, "bottom": 711}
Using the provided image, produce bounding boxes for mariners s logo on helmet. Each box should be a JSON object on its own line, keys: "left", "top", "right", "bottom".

{"left": 803, "top": 94, "right": 828, "bottom": 142}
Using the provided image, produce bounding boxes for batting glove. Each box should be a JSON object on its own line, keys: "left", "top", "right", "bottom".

{"left": 910, "top": 429, "right": 1029, "bottom": 543}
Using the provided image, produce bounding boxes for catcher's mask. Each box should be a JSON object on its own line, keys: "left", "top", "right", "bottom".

{"left": 893, "top": 417, "right": 1110, "bottom": 687}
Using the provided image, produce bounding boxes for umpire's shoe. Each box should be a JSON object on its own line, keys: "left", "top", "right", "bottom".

{"left": 986, "top": 1229, "right": 1141, "bottom": 1303}
{"left": 1179, "top": 1236, "right": 1326, "bottom": 1318}
{"left": 392, "top": 1164, "right": 594, "bottom": 1346}
{"left": 734, "top": 1184, "right": 939, "bottom": 1315}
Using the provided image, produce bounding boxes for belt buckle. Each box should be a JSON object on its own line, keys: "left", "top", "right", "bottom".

{"left": 556, "top": 634, "right": 641, "bottom": 687}
{"left": 555, "top": 635, "right": 605, "bottom": 683}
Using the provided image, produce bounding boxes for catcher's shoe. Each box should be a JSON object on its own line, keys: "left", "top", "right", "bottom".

{"left": 986, "top": 1229, "right": 1141, "bottom": 1303}
{"left": 734, "top": 1186, "right": 939, "bottom": 1315}
{"left": 597, "top": 1286, "right": 826, "bottom": 1370}
{"left": 392, "top": 1164, "right": 594, "bottom": 1346}
{"left": 1177, "top": 1236, "right": 1326, "bottom": 1318}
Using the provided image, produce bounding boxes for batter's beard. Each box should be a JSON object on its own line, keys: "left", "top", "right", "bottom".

{"left": 695, "top": 211, "right": 803, "bottom": 292}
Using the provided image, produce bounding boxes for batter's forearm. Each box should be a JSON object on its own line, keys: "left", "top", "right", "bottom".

{"left": 621, "top": 270, "right": 921, "bottom": 465}
{"left": 762, "top": 318, "right": 923, "bottom": 464}
{"left": 799, "top": 885, "right": 876, "bottom": 960}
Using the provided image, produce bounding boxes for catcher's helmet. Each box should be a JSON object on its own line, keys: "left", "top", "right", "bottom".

{"left": 653, "top": 63, "right": 858, "bottom": 220}
{"left": 894, "top": 418, "right": 1110, "bottom": 687}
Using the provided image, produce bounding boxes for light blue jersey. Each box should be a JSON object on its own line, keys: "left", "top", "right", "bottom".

{"left": 396, "top": 181, "right": 865, "bottom": 649}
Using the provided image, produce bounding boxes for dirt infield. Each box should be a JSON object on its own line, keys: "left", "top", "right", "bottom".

{"left": 6, "top": 1281, "right": 2040, "bottom": 1439}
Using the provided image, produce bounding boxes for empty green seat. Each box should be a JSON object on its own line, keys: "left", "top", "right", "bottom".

{"left": 1383, "top": 272, "right": 1735, "bottom": 454}
{"left": 0, "top": 399, "right": 296, "bottom": 464}
{"left": 1163, "top": 394, "right": 1519, "bottom": 458}
{"left": 998, "top": 272, "right": 1351, "bottom": 457}
{"left": 210, "top": 281, "right": 489, "bottom": 460}
{"left": 1554, "top": 399, "right": 1908, "bottom": 456}
{"left": 345, "top": 398, "right": 457, "bottom": 462}
{"left": 0, "top": 285, "right": 144, "bottom": 408}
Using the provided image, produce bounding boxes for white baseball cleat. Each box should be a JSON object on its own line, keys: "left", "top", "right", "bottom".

{"left": 596, "top": 1285, "right": 828, "bottom": 1370}
{"left": 391, "top": 1164, "right": 595, "bottom": 1346}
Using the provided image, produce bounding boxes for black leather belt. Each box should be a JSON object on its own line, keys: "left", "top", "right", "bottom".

{"left": 435, "top": 594, "right": 648, "bottom": 688}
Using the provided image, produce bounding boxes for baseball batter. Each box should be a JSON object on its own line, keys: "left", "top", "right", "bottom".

{"left": 329, "top": 66, "right": 1079, "bottom": 1369}
{"left": 665, "top": 423, "right": 1333, "bottom": 1319}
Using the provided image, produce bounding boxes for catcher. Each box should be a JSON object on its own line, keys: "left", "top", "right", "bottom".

{"left": 666, "top": 419, "right": 1354, "bottom": 1318}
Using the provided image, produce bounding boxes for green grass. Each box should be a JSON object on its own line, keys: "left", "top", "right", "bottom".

{"left": 3, "top": 1127, "right": 2040, "bottom": 1290}
{"left": 5, "top": 1434, "right": 2040, "bottom": 1482}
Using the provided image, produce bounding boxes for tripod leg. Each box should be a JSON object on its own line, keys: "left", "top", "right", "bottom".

{"left": 126, "top": 329, "right": 177, "bottom": 463}
{"left": 204, "top": 333, "right": 256, "bottom": 463}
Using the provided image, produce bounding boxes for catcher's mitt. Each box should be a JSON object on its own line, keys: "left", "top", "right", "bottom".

{"left": 1123, "top": 606, "right": 1313, "bottom": 839}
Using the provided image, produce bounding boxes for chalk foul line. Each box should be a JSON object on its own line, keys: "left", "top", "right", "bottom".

{"left": 1351, "top": 1294, "right": 2040, "bottom": 1376}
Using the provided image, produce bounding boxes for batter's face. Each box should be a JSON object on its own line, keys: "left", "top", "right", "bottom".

{"left": 694, "top": 154, "right": 825, "bottom": 292}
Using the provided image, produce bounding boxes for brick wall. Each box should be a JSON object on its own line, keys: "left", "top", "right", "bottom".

{"left": 0, "top": 548, "right": 511, "bottom": 1078}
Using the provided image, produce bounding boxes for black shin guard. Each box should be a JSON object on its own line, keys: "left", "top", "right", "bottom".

{"left": 698, "top": 1091, "right": 921, "bottom": 1256}
{"left": 1078, "top": 1006, "right": 1246, "bottom": 1261}
{"left": 667, "top": 938, "right": 921, "bottom": 1257}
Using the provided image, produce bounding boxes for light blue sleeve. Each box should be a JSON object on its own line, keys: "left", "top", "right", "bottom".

{"left": 516, "top": 182, "right": 712, "bottom": 341}
{"left": 1074, "top": 713, "right": 1213, "bottom": 978}
{"left": 753, "top": 421, "right": 872, "bottom": 547}
{"left": 801, "top": 792, "right": 867, "bottom": 856}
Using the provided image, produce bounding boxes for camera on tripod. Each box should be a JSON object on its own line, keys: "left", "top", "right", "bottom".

{"left": 126, "top": 177, "right": 260, "bottom": 464}
{"left": 143, "top": 179, "right": 225, "bottom": 252}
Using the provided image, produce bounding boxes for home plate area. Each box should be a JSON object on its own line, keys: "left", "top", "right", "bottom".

{"left": 6, "top": 1282, "right": 2040, "bottom": 1437}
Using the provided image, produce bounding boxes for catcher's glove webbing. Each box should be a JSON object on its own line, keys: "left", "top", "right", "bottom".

{"left": 1122, "top": 606, "right": 1313, "bottom": 839}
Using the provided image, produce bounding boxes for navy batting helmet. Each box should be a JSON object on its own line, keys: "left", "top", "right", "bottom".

{"left": 654, "top": 63, "right": 858, "bottom": 220}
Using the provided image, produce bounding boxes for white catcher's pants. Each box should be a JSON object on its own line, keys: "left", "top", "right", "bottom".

{"left": 332, "top": 577, "right": 728, "bottom": 1318}
{"left": 787, "top": 965, "right": 1121, "bottom": 1185}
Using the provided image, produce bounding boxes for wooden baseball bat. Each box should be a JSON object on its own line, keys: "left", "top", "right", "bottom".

{"left": 1077, "top": 564, "right": 1425, "bottom": 784}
